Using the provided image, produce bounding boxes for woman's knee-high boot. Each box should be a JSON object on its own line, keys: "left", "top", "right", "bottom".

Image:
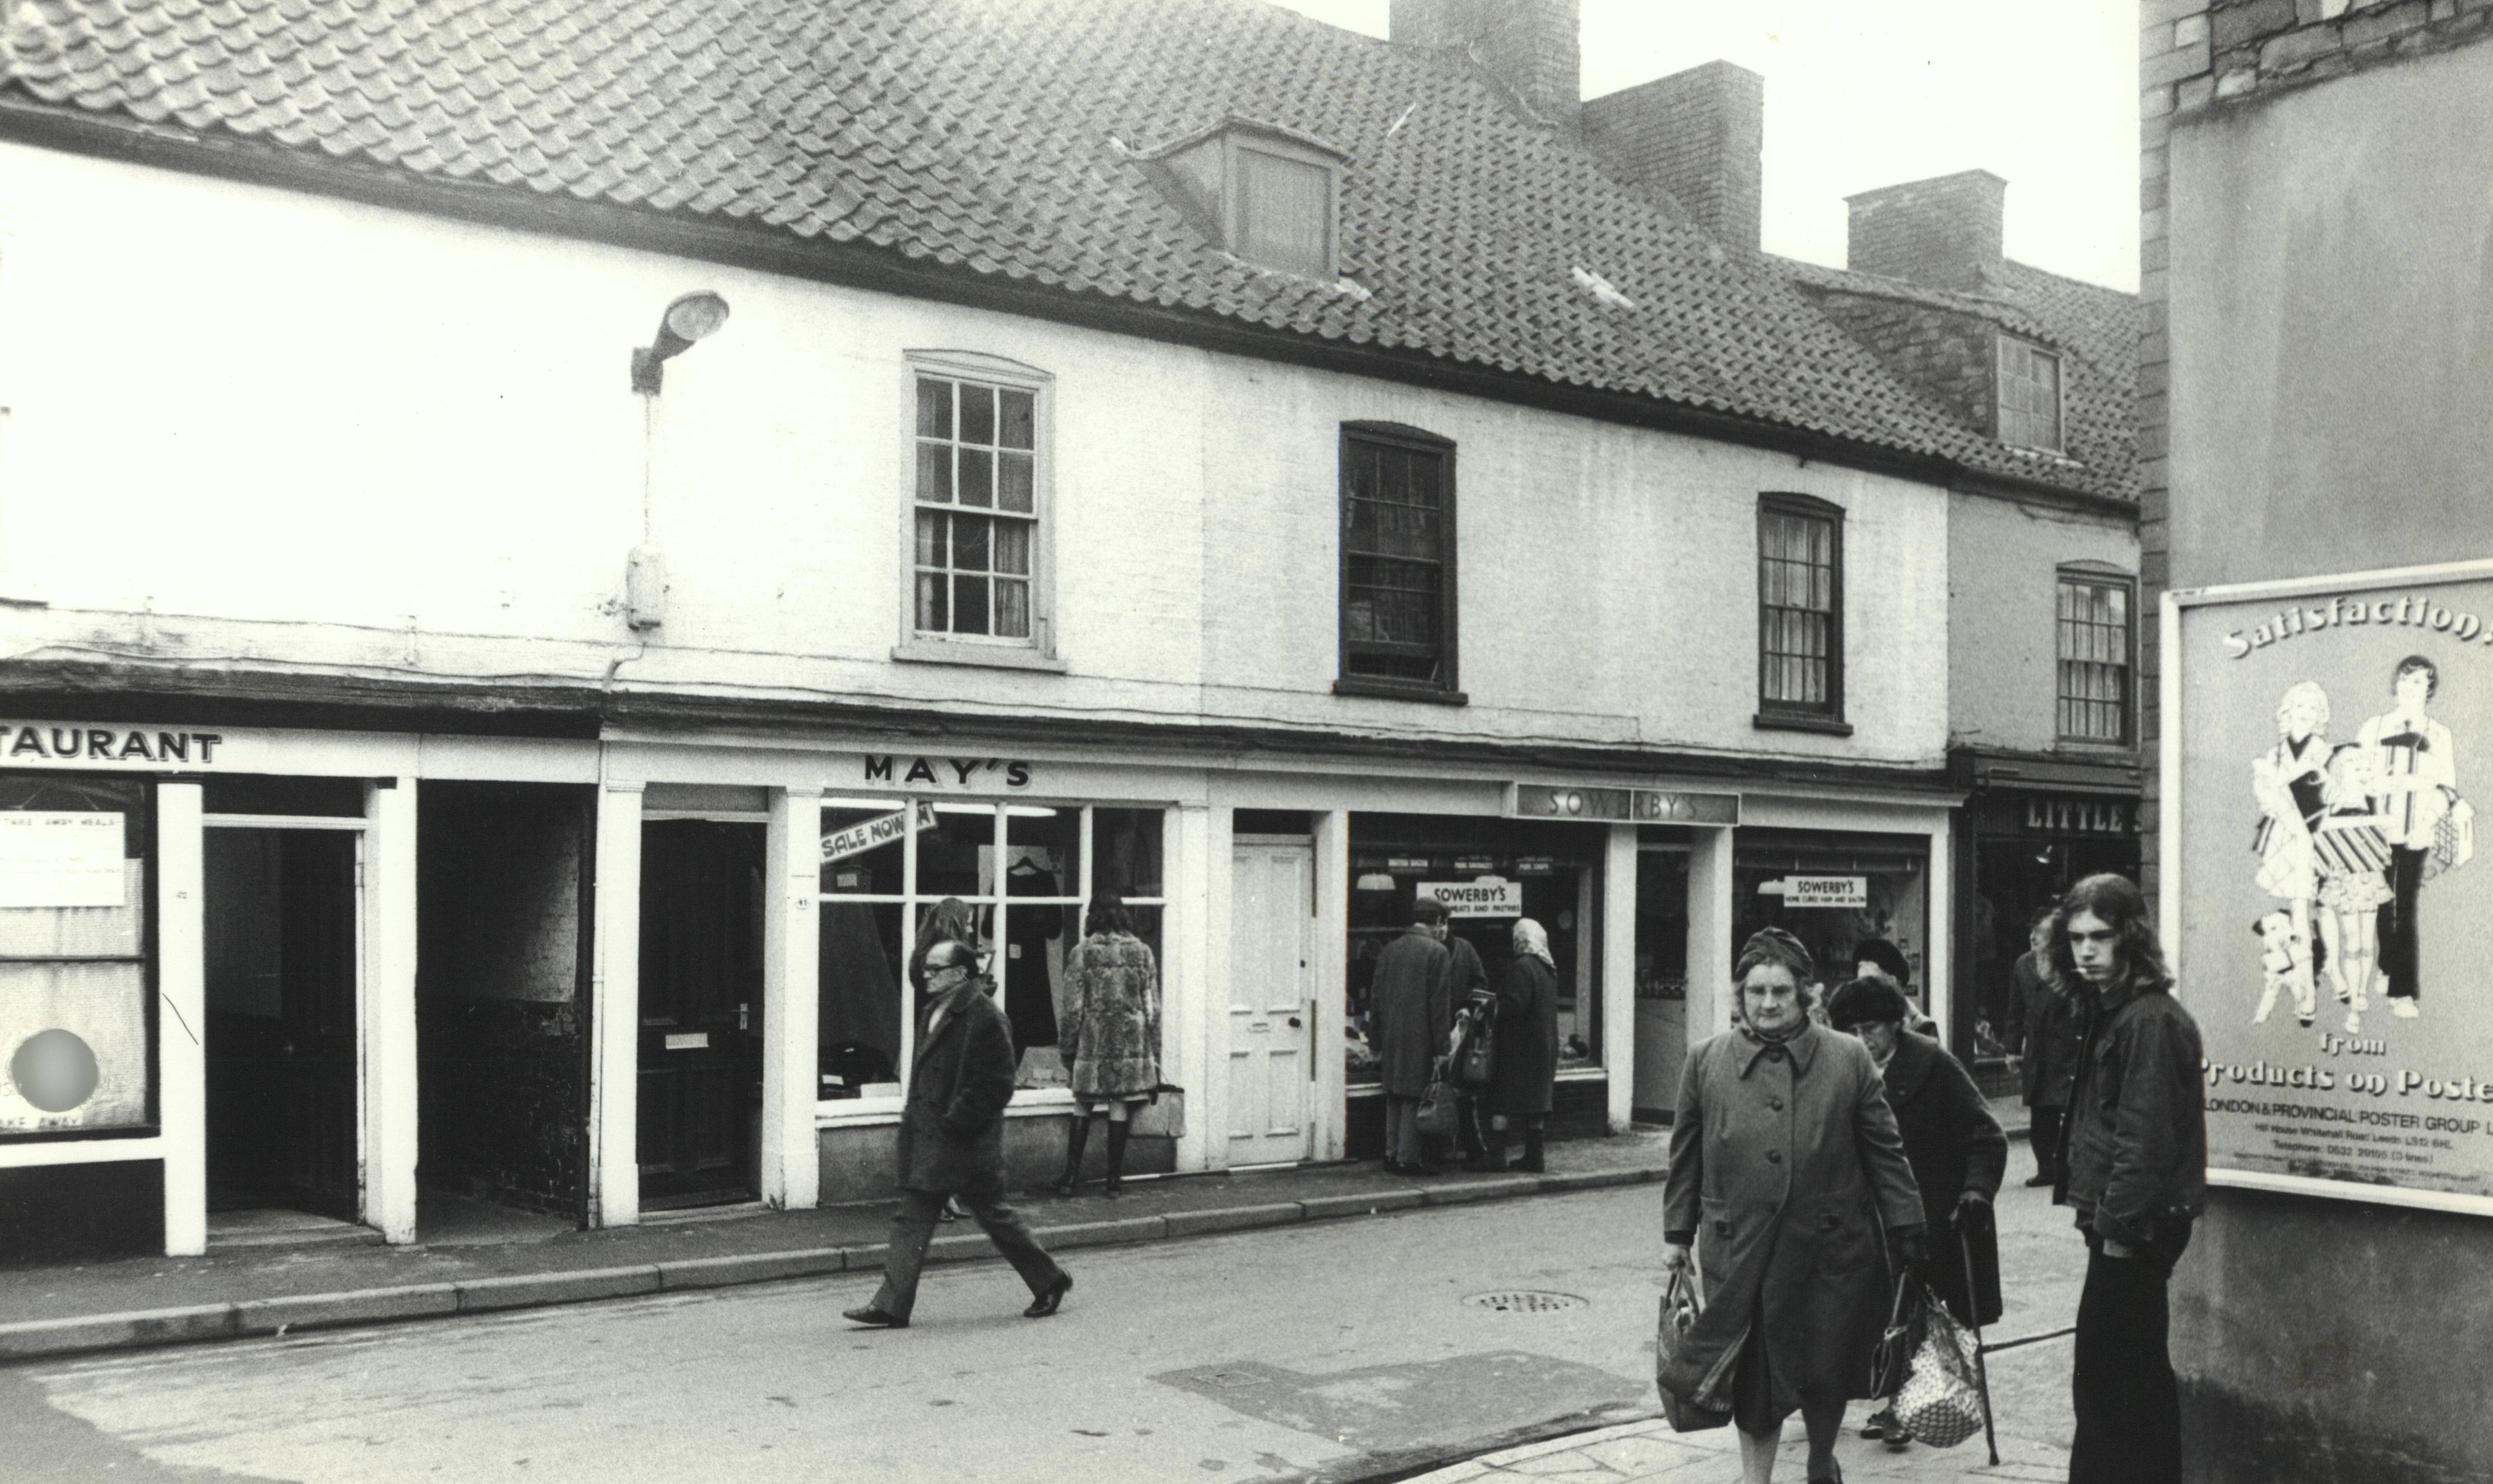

{"left": 1103, "top": 1119, "right": 1131, "bottom": 1198}
{"left": 1052, "top": 1114, "right": 1092, "bottom": 1196}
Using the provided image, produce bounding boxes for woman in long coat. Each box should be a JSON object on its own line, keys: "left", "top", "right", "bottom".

{"left": 1827, "top": 976, "right": 2006, "bottom": 1450}
{"left": 1051, "top": 895, "right": 1161, "bottom": 1197}
{"left": 1661, "top": 929, "right": 1925, "bottom": 1484}
{"left": 1480, "top": 917, "right": 1559, "bottom": 1173}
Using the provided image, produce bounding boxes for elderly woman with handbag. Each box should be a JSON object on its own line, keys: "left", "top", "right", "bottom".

{"left": 1469, "top": 917, "right": 1559, "bottom": 1173}
{"left": 1659, "top": 929, "right": 1926, "bottom": 1484}
{"left": 1051, "top": 895, "right": 1161, "bottom": 1198}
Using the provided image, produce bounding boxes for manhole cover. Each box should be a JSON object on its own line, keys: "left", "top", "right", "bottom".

{"left": 1463, "top": 1290, "right": 1588, "bottom": 1313}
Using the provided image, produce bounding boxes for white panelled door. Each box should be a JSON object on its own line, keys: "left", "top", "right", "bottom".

{"left": 1225, "top": 839, "right": 1315, "bottom": 1166}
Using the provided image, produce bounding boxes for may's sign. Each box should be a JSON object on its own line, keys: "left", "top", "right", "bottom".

{"left": 2172, "top": 563, "right": 2493, "bottom": 1216}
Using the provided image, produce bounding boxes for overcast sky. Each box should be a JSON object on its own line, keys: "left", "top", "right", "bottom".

{"left": 1267, "top": 1, "right": 2141, "bottom": 292}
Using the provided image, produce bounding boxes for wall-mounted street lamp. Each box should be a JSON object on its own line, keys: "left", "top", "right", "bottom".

{"left": 629, "top": 291, "right": 731, "bottom": 396}
{"left": 625, "top": 291, "right": 731, "bottom": 632}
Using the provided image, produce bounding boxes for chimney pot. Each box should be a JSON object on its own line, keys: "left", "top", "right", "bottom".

{"left": 1390, "top": 0, "right": 1581, "bottom": 128}
{"left": 1845, "top": 170, "right": 2007, "bottom": 291}
{"left": 1580, "top": 60, "right": 1764, "bottom": 253}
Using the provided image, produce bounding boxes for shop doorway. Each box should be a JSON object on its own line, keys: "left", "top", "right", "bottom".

{"left": 1631, "top": 846, "right": 1692, "bottom": 1122}
{"left": 637, "top": 819, "right": 765, "bottom": 1210}
{"left": 1227, "top": 838, "right": 1315, "bottom": 1166}
{"left": 202, "top": 825, "right": 361, "bottom": 1223}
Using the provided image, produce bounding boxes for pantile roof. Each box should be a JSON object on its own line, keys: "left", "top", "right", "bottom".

{"left": 0, "top": 0, "right": 2130, "bottom": 500}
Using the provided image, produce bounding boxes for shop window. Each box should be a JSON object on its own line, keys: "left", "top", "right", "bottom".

{"left": 1730, "top": 829, "right": 1929, "bottom": 1013}
{"left": 901, "top": 352, "right": 1053, "bottom": 666}
{"left": 1755, "top": 495, "right": 1845, "bottom": 729}
{"left": 0, "top": 775, "right": 155, "bottom": 1138}
{"left": 1338, "top": 424, "right": 1461, "bottom": 700}
{"left": 1345, "top": 816, "right": 1602, "bottom": 1088}
{"left": 1996, "top": 334, "right": 2064, "bottom": 453}
{"left": 816, "top": 801, "right": 1166, "bottom": 1102}
{"left": 2056, "top": 567, "right": 2133, "bottom": 744}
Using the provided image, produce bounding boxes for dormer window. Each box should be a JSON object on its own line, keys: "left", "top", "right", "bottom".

{"left": 1996, "top": 334, "right": 2064, "bottom": 453}
{"left": 1135, "top": 117, "right": 1345, "bottom": 278}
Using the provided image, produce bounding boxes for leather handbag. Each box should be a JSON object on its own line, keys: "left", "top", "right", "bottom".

{"left": 1456, "top": 1004, "right": 1497, "bottom": 1086}
{"left": 1654, "top": 1269, "right": 1732, "bottom": 1432}
{"left": 1130, "top": 1083, "right": 1186, "bottom": 1139}
{"left": 1414, "top": 1066, "right": 1462, "bottom": 1139}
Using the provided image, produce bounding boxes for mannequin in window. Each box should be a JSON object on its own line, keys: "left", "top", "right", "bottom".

{"left": 1004, "top": 855, "right": 1063, "bottom": 1057}
{"left": 1052, "top": 895, "right": 1162, "bottom": 1197}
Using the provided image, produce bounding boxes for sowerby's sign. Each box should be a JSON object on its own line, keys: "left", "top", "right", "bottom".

{"left": 0, "top": 724, "right": 230, "bottom": 767}
{"left": 1417, "top": 878, "right": 1523, "bottom": 917}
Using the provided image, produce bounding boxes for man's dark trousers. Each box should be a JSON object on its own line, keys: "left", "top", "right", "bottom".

{"left": 2070, "top": 1226, "right": 2190, "bottom": 1484}
{"left": 871, "top": 1187, "right": 1064, "bottom": 1323}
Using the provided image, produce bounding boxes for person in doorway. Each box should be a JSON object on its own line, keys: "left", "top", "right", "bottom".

{"left": 1471, "top": 916, "right": 1558, "bottom": 1173}
{"left": 2018, "top": 909, "right": 2081, "bottom": 1188}
{"left": 1052, "top": 894, "right": 1162, "bottom": 1198}
{"left": 1828, "top": 976, "right": 2005, "bottom": 1453}
{"left": 843, "top": 940, "right": 1072, "bottom": 1329}
{"left": 1850, "top": 938, "right": 1937, "bottom": 1036}
{"left": 2356, "top": 655, "right": 2460, "bottom": 1020}
{"left": 1370, "top": 897, "right": 1453, "bottom": 1175}
{"left": 1660, "top": 928, "right": 1926, "bottom": 1484}
{"left": 2051, "top": 874, "right": 2207, "bottom": 1484}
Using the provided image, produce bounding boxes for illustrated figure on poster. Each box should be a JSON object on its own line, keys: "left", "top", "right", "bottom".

{"left": 2248, "top": 681, "right": 2331, "bottom": 1021}
{"left": 2355, "top": 655, "right": 2469, "bottom": 1021}
{"left": 2309, "top": 742, "right": 2394, "bottom": 1032}
{"left": 2249, "top": 909, "right": 2318, "bottom": 1030}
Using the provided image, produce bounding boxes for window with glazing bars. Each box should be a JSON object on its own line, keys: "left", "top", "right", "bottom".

{"left": 1340, "top": 426, "right": 1456, "bottom": 688}
{"left": 914, "top": 374, "right": 1037, "bottom": 641}
{"left": 2057, "top": 573, "right": 2131, "bottom": 742}
{"left": 1758, "top": 498, "right": 1842, "bottom": 715}
{"left": 1997, "top": 336, "right": 2063, "bottom": 453}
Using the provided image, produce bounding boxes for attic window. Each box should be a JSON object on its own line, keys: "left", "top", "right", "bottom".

{"left": 1138, "top": 118, "right": 1346, "bottom": 278}
{"left": 1997, "top": 334, "right": 2064, "bottom": 453}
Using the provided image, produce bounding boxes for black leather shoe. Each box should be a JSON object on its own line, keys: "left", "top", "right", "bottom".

{"left": 1024, "top": 1273, "right": 1073, "bottom": 1319}
{"left": 842, "top": 1305, "right": 908, "bottom": 1329}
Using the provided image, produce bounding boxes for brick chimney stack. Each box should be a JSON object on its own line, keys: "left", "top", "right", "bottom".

{"left": 1845, "top": 170, "right": 2007, "bottom": 291}
{"left": 1389, "top": 0, "right": 1581, "bottom": 129}
{"left": 1580, "top": 61, "right": 1765, "bottom": 252}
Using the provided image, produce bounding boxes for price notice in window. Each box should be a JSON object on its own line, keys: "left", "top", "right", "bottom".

{"left": 0, "top": 813, "right": 127, "bottom": 908}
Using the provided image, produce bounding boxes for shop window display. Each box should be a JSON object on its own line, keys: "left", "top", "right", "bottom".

{"left": 816, "top": 801, "right": 1164, "bottom": 1101}
{"left": 1731, "top": 829, "right": 1929, "bottom": 1009}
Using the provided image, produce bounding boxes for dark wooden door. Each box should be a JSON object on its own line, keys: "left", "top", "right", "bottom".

{"left": 205, "top": 828, "right": 360, "bottom": 1218}
{"left": 636, "top": 821, "right": 764, "bottom": 1209}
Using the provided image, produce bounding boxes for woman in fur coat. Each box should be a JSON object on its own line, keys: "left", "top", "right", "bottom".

{"left": 1052, "top": 895, "right": 1163, "bottom": 1197}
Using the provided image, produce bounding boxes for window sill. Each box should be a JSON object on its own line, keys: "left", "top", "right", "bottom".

{"left": 1752, "top": 711, "right": 1853, "bottom": 737}
{"left": 1333, "top": 678, "right": 1468, "bottom": 707}
{"left": 892, "top": 640, "right": 1068, "bottom": 674}
{"left": 815, "top": 1090, "right": 1080, "bottom": 1129}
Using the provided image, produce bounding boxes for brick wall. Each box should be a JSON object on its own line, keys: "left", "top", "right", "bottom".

{"left": 1804, "top": 292, "right": 1997, "bottom": 433}
{"left": 1580, "top": 61, "right": 1764, "bottom": 250}
{"left": 1389, "top": 0, "right": 1581, "bottom": 128}
{"left": 1845, "top": 172, "right": 2006, "bottom": 291}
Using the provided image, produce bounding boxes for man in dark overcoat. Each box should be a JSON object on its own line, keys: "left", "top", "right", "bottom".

{"left": 1369, "top": 897, "right": 1452, "bottom": 1174}
{"left": 844, "top": 942, "right": 1071, "bottom": 1328}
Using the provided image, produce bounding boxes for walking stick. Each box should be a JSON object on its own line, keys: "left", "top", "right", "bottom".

{"left": 1960, "top": 1209, "right": 2001, "bottom": 1466}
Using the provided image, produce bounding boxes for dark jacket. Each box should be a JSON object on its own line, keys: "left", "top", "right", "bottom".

{"left": 2020, "top": 954, "right": 2080, "bottom": 1109}
{"left": 1488, "top": 953, "right": 1558, "bottom": 1118}
{"left": 1369, "top": 927, "right": 1451, "bottom": 1098}
{"left": 2056, "top": 975, "right": 2208, "bottom": 1249}
{"left": 894, "top": 986, "right": 1018, "bottom": 1198}
{"left": 1883, "top": 1031, "right": 2008, "bottom": 1327}
{"left": 1660, "top": 1024, "right": 1925, "bottom": 1416}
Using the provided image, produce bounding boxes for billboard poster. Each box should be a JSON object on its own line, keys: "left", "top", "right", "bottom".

{"left": 2171, "top": 564, "right": 2493, "bottom": 1213}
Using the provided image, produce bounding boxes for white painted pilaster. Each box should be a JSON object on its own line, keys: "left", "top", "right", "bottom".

{"left": 1199, "top": 802, "right": 1236, "bottom": 1171}
{"left": 1687, "top": 825, "right": 1739, "bottom": 1041}
{"left": 364, "top": 778, "right": 419, "bottom": 1244}
{"left": 1603, "top": 824, "right": 1638, "bottom": 1134}
{"left": 589, "top": 781, "right": 643, "bottom": 1227}
{"left": 156, "top": 782, "right": 206, "bottom": 1257}
{"left": 1167, "top": 803, "right": 1213, "bottom": 1173}
{"left": 1311, "top": 808, "right": 1350, "bottom": 1162}
{"left": 1924, "top": 821, "right": 1953, "bottom": 1039}
{"left": 760, "top": 787, "right": 820, "bottom": 1209}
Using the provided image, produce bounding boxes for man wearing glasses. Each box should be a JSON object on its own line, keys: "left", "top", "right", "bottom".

{"left": 844, "top": 942, "right": 1073, "bottom": 1328}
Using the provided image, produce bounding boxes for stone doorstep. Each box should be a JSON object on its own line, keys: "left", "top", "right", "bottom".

{"left": 0, "top": 1160, "right": 1666, "bottom": 1364}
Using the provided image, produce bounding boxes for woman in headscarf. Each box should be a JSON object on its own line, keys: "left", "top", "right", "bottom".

{"left": 1659, "top": 928, "right": 1927, "bottom": 1484}
{"left": 1475, "top": 917, "right": 1559, "bottom": 1172}
{"left": 1827, "top": 975, "right": 2006, "bottom": 1453}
